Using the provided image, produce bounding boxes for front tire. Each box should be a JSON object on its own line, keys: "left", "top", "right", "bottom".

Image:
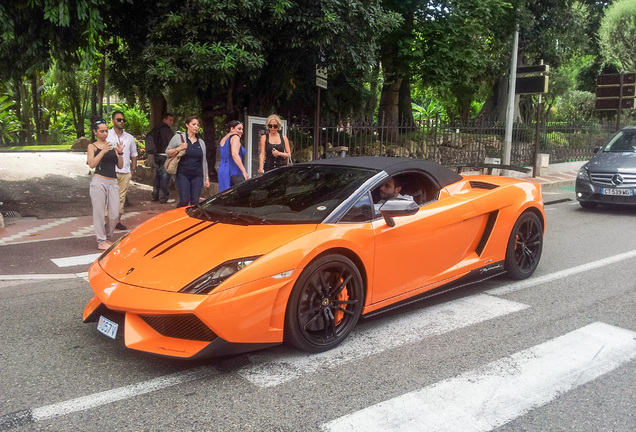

{"left": 285, "top": 254, "right": 364, "bottom": 352}
{"left": 579, "top": 200, "right": 597, "bottom": 209}
{"left": 505, "top": 212, "right": 543, "bottom": 280}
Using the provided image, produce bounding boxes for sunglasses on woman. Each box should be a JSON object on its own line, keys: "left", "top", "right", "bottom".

{"left": 268, "top": 124, "right": 279, "bottom": 129}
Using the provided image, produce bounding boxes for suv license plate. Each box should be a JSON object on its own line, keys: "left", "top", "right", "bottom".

{"left": 601, "top": 188, "right": 633, "bottom": 196}
{"left": 97, "top": 315, "right": 118, "bottom": 339}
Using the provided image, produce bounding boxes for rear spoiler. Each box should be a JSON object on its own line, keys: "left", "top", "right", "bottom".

{"left": 454, "top": 163, "right": 531, "bottom": 175}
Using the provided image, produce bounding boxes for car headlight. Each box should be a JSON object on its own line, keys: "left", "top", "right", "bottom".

{"left": 577, "top": 164, "right": 590, "bottom": 181}
{"left": 179, "top": 256, "right": 261, "bottom": 294}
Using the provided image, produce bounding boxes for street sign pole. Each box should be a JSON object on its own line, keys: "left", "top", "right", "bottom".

{"left": 503, "top": 24, "right": 519, "bottom": 175}
{"left": 617, "top": 73, "right": 623, "bottom": 131}
{"left": 314, "top": 87, "right": 321, "bottom": 160}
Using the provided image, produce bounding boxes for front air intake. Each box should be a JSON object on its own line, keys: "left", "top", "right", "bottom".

{"left": 140, "top": 314, "right": 218, "bottom": 341}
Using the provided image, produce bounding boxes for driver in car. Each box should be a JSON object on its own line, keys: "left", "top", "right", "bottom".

{"left": 374, "top": 176, "right": 414, "bottom": 211}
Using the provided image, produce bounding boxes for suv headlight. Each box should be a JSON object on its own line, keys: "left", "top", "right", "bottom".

{"left": 577, "top": 163, "right": 590, "bottom": 181}
{"left": 179, "top": 256, "right": 261, "bottom": 294}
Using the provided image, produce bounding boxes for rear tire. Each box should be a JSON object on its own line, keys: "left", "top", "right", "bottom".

{"left": 284, "top": 254, "right": 364, "bottom": 352}
{"left": 505, "top": 212, "right": 543, "bottom": 280}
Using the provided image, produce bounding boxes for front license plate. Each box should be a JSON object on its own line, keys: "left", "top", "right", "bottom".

{"left": 601, "top": 188, "right": 633, "bottom": 196}
{"left": 97, "top": 315, "right": 118, "bottom": 339}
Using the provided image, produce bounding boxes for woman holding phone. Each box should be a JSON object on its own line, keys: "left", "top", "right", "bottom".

{"left": 87, "top": 118, "right": 124, "bottom": 250}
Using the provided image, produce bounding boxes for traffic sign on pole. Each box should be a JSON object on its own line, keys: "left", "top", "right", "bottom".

{"left": 596, "top": 73, "right": 635, "bottom": 86}
{"left": 595, "top": 98, "right": 635, "bottom": 110}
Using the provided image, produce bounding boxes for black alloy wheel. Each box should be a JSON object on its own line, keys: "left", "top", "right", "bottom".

{"left": 505, "top": 211, "right": 543, "bottom": 280}
{"left": 285, "top": 254, "right": 364, "bottom": 352}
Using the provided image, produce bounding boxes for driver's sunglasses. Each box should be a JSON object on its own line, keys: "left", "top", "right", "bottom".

{"left": 268, "top": 124, "right": 279, "bottom": 129}
{"left": 115, "top": 118, "right": 126, "bottom": 123}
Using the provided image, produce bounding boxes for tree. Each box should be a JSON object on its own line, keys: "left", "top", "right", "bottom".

{"left": 103, "top": 0, "right": 398, "bottom": 176}
{"left": 0, "top": 0, "right": 110, "bottom": 143}
{"left": 599, "top": 0, "right": 636, "bottom": 71}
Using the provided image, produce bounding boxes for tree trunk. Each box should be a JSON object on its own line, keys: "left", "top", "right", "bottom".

{"left": 398, "top": 76, "right": 414, "bottom": 125}
{"left": 31, "top": 74, "right": 40, "bottom": 145}
{"left": 148, "top": 95, "right": 167, "bottom": 130}
{"left": 14, "top": 80, "right": 26, "bottom": 146}
{"left": 366, "top": 64, "right": 381, "bottom": 119}
{"left": 97, "top": 56, "right": 106, "bottom": 119}
{"left": 476, "top": 76, "right": 511, "bottom": 122}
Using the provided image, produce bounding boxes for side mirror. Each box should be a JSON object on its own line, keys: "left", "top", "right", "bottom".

{"left": 593, "top": 147, "right": 600, "bottom": 154}
{"left": 379, "top": 198, "right": 419, "bottom": 227}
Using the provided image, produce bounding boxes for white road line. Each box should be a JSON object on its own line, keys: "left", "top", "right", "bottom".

{"left": 486, "top": 249, "right": 636, "bottom": 296}
{"left": 240, "top": 294, "right": 527, "bottom": 388}
{"left": 322, "top": 322, "right": 636, "bottom": 432}
{"left": 51, "top": 253, "right": 101, "bottom": 267}
{"left": 31, "top": 366, "right": 217, "bottom": 422}
{"left": 0, "top": 272, "right": 88, "bottom": 281}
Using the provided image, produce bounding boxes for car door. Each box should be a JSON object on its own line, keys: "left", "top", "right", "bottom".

{"left": 370, "top": 195, "right": 483, "bottom": 305}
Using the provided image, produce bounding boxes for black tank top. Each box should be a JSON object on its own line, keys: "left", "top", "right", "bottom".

{"left": 93, "top": 145, "right": 118, "bottom": 179}
{"left": 264, "top": 134, "right": 286, "bottom": 171}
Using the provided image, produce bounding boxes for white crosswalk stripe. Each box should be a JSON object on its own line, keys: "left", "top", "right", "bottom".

{"left": 51, "top": 253, "right": 101, "bottom": 267}
{"left": 240, "top": 294, "right": 528, "bottom": 388}
{"left": 321, "top": 322, "right": 636, "bottom": 432}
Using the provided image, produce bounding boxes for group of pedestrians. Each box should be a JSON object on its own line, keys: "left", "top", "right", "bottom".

{"left": 87, "top": 112, "right": 291, "bottom": 250}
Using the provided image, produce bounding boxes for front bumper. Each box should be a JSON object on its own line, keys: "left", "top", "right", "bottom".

{"left": 575, "top": 178, "right": 636, "bottom": 206}
{"left": 83, "top": 262, "right": 295, "bottom": 358}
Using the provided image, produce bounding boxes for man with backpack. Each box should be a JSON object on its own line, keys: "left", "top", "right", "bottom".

{"left": 146, "top": 113, "right": 175, "bottom": 203}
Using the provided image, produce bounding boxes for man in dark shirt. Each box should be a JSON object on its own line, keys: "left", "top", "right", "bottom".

{"left": 150, "top": 113, "right": 175, "bottom": 203}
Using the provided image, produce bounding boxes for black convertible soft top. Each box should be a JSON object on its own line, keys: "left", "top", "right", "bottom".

{"left": 302, "top": 156, "right": 463, "bottom": 188}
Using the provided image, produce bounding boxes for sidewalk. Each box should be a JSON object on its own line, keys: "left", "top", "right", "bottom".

{"left": 0, "top": 168, "right": 579, "bottom": 247}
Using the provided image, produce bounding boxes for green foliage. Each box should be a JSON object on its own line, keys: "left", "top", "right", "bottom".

{"left": 599, "top": 0, "right": 636, "bottom": 71}
{"left": 553, "top": 90, "right": 596, "bottom": 123}
{"left": 115, "top": 105, "right": 149, "bottom": 136}
{"left": 0, "top": 95, "right": 22, "bottom": 145}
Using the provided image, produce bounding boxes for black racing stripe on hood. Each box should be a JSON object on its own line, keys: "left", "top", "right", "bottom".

{"left": 150, "top": 222, "right": 218, "bottom": 259}
{"left": 144, "top": 220, "right": 208, "bottom": 257}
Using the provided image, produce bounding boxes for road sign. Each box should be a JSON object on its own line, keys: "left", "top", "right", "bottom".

{"left": 316, "top": 66, "right": 328, "bottom": 80}
{"left": 515, "top": 75, "right": 549, "bottom": 94}
{"left": 316, "top": 76, "right": 327, "bottom": 89}
{"left": 596, "top": 73, "right": 636, "bottom": 86}
{"left": 517, "top": 65, "right": 550, "bottom": 74}
{"left": 595, "top": 98, "right": 635, "bottom": 110}
{"left": 596, "top": 85, "right": 636, "bottom": 98}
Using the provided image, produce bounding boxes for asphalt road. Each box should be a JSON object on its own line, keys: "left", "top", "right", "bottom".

{"left": 1, "top": 186, "right": 635, "bottom": 431}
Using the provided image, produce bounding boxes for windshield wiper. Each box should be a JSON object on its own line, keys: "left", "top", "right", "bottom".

{"left": 207, "top": 207, "right": 268, "bottom": 225}
{"left": 188, "top": 204, "right": 214, "bottom": 221}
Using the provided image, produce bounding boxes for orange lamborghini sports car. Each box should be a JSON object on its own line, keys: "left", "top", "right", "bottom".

{"left": 84, "top": 157, "right": 545, "bottom": 359}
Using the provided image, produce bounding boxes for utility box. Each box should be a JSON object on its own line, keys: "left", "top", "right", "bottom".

{"left": 535, "top": 153, "right": 550, "bottom": 176}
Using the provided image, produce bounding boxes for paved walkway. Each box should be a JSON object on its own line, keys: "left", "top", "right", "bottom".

{"left": 0, "top": 171, "right": 577, "bottom": 247}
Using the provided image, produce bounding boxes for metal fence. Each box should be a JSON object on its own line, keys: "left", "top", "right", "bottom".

{"left": 285, "top": 114, "right": 618, "bottom": 168}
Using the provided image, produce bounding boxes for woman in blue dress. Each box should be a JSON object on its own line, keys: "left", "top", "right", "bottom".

{"left": 218, "top": 120, "right": 247, "bottom": 192}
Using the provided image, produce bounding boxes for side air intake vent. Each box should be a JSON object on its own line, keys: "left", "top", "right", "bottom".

{"left": 470, "top": 181, "right": 499, "bottom": 190}
{"left": 475, "top": 211, "right": 499, "bottom": 256}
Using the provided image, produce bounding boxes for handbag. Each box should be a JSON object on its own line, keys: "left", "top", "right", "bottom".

{"left": 287, "top": 155, "right": 293, "bottom": 166}
{"left": 164, "top": 134, "right": 186, "bottom": 175}
{"left": 230, "top": 174, "right": 245, "bottom": 186}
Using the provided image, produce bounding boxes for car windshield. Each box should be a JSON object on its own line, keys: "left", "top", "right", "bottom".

{"left": 189, "top": 165, "right": 379, "bottom": 224}
{"left": 603, "top": 130, "right": 636, "bottom": 152}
